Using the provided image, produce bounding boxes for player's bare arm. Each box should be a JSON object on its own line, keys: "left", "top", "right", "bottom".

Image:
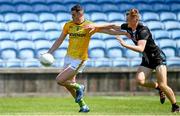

{"left": 116, "top": 35, "right": 146, "bottom": 52}
{"left": 48, "top": 32, "right": 67, "bottom": 54}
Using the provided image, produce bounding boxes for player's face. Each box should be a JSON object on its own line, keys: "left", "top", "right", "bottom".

{"left": 126, "top": 15, "right": 138, "bottom": 27}
{"left": 71, "top": 10, "right": 84, "bottom": 23}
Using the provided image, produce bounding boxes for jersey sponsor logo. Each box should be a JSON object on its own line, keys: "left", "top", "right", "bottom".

{"left": 69, "top": 33, "right": 86, "bottom": 37}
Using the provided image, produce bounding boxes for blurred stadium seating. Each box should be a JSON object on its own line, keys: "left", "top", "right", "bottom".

{"left": 0, "top": 0, "right": 179, "bottom": 67}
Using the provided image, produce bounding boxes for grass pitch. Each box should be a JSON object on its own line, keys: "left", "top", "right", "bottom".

{"left": 0, "top": 96, "right": 179, "bottom": 115}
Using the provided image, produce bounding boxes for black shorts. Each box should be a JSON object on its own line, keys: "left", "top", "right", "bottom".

{"left": 140, "top": 50, "right": 166, "bottom": 69}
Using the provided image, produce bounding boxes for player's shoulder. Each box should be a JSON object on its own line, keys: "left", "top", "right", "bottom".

{"left": 64, "top": 20, "right": 73, "bottom": 26}
{"left": 121, "top": 23, "right": 128, "bottom": 29}
{"left": 84, "top": 20, "right": 94, "bottom": 24}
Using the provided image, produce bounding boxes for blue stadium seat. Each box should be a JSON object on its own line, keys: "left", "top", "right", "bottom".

{"left": 94, "top": 58, "right": 112, "bottom": 67}
{"left": 0, "top": 0, "right": 13, "bottom": 4}
{"left": 136, "top": 3, "right": 153, "bottom": 13}
{"left": 46, "top": 0, "right": 63, "bottom": 4}
{"left": 84, "top": 13, "right": 90, "bottom": 20}
{"left": 53, "top": 48, "right": 67, "bottom": 59}
{"left": 177, "top": 40, "right": 180, "bottom": 56}
{"left": 43, "top": 22, "right": 60, "bottom": 32}
{"left": 8, "top": 22, "right": 25, "bottom": 32}
{"left": 158, "top": 39, "right": 176, "bottom": 58}
{"left": 89, "top": 39, "right": 106, "bottom": 50}
{"left": 50, "top": 4, "right": 67, "bottom": 13}
{"left": 171, "top": 30, "right": 180, "bottom": 40}
{"left": 56, "top": 13, "right": 71, "bottom": 22}
{"left": 107, "top": 48, "right": 124, "bottom": 58}
{"left": 22, "top": 13, "right": 39, "bottom": 23}
{"left": 130, "top": 58, "right": 142, "bottom": 67}
{"left": 89, "top": 49, "right": 106, "bottom": 58}
{"left": 0, "top": 15, "right": 3, "bottom": 22}
{"left": 86, "top": 59, "right": 95, "bottom": 67}
{"left": 153, "top": 4, "right": 170, "bottom": 12}
{"left": 13, "top": 0, "right": 30, "bottom": 4}
{"left": 5, "top": 59, "right": 22, "bottom": 67}
{"left": 166, "top": 0, "right": 180, "bottom": 3}
{"left": 91, "top": 33, "right": 102, "bottom": 40}
{"left": 0, "top": 22, "right": 8, "bottom": 31}
{"left": 0, "top": 31, "right": 12, "bottom": 40}
{"left": 131, "top": 0, "right": 147, "bottom": 3}
{"left": 105, "top": 39, "right": 125, "bottom": 58}
{"left": 177, "top": 12, "right": 180, "bottom": 21}
{"left": 30, "top": 31, "right": 46, "bottom": 41}
{"left": 18, "top": 49, "right": 36, "bottom": 59}
{"left": 63, "top": 0, "right": 80, "bottom": 4}
{"left": 85, "top": 4, "right": 102, "bottom": 13}
{"left": 12, "top": 31, "right": 31, "bottom": 41}
{"left": 167, "top": 57, "right": 180, "bottom": 67}
{"left": 4, "top": 13, "right": 21, "bottom": 23}
{"left": 164, "top": 21, "right": 180, "bottom": 31}
{"left": 81, "top": 0, "right": 97, "bottom": 4}
{"left": 158, "top": 39, "right": 176, "bottom": 49}
{"left": 17, "top": 40, "right": 35, "bottom": 50}
{"left": 23, "top": 58, "right": 41, "bottom": 67}
{"left": 125, "top": 49, "right": 140, "bottom": 58}
{"left": 142, "top": 12, "right": 160, "bottom": 22}
{"left": 25, "top": 22, "right": 42, "bottom": 32}
{"left": 0, "top": 59, "right": 5, "bottom": 67}
{"left": 33, "top": 4, "right": 50, "bottom": 13}
{"left": 91, "top": 12, "right": 108, "bottom": 22}
{"left": 53, "top": 59, "right": 64, "bottom": 67}
{"left": 0, "top": 4, "right": 16, "bottom": 13}
{"left": 171, "top": 4, "right": 180, "bottom": 12}
{"left": 59, "top": 40, "right": 68, "bottom": 49}
{"left": 108, "top": 12, "right": 125, "bottom": 22}
{"left": 102, "top": 34, "right": 115, "bottom": 40}
{"left": 39, "top": 13, "right": 56, "bottom": 23}
{"left": 46, "top": 31, "right": 60, "bottom": 41}
{"left": 114, "top": 0, "right": 131, "bottom": 3}
{"left": 35, "top": 40, "right": 52, "bottom": 58}
{"left": 112, "top": 58, "right": 129, "bottom": 67}
{"left": 16, "top": 4, "right": 33, "bottom": 13}
{"left": 105, "top": 39, "right": 123, "bottom": 50}
{"left": 1, "top": 49, "right": 17, "bottom": 59}
{"left": 145, "top": 21, "right": 164, "bottom": 31}
{"left": 160, "top": 12, "right": 177, "bottom": 22}
{"left": 36, "top": 49, "right": 49, "bottom": 58}
{"left": 34, "top": 40, "right": 51, "bottom": 51}
{"left": 0, "top": 40, "right": 17, "bottom": 50}
{"left": 102, "top": 4, "right": 119, "bottom": 13}
{"left": 97, "top": 0, "right": 114, "bottom": 4}
{"left": 118, "top": 3, "right": 134, "bottom": 12}
{"left": 30, "top": 0, "right": 46, "bottom": 4}
{"left": 148, "top": 0, "right": 165, "bottom": 3}
{"left": 161, "top": 48, "right": 176, "bottom": 58}
{"left": 153, "top": 30, "right": 170, "bottom": 40}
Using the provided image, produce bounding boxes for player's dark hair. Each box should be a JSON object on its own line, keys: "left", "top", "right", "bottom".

{"left": 71, "top": 4, "right": 83, "bottom": 12}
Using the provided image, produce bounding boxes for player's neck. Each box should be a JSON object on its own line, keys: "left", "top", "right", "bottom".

{"left": 73, "top": 17, "right": 85, "bottom": 25}
{"left": 129, "top": 23, "right": 138, "bottom": 31}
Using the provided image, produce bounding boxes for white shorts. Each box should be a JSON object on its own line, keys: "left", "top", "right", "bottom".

{"left": 63, "top": 56, "right": 87, "bottom": 73}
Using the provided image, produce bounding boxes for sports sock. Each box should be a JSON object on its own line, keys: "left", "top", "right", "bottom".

{"left": 172, "top": 103, "right": 178, "bottom": 107}
{"left": 156, "top": 86, "right": 160, "bottom": 90}
{"left": 78, "top": 99, "right": 86, "bottom": 107}
{"left": 69, "top": 83, "right": 81, "bottom": 90}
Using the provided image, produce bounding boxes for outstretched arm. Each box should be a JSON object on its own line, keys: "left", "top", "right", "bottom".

{"left": 83, "top": 24, "right": 130, "bottom": 36}
{"left": 48, "top": 32, "right": 67, "bottom": 54}
{"left": 116, "top": 35, "right": 146, "bottom": 53}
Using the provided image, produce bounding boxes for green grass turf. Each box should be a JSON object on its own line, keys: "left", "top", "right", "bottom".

{"left": 0, "top": 96, "right": 179, "bottom": 115}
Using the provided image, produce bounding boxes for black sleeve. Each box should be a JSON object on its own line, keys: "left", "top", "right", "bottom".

{"left": 138, "top": 28, "right": 150, "bottom": 40}
{"left": 120, "top": 23, "right": 128, "bottom": 30}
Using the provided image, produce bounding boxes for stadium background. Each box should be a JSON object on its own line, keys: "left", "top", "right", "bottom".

{"left": 0, "top": 0, "right": 179, "bottom": 96}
